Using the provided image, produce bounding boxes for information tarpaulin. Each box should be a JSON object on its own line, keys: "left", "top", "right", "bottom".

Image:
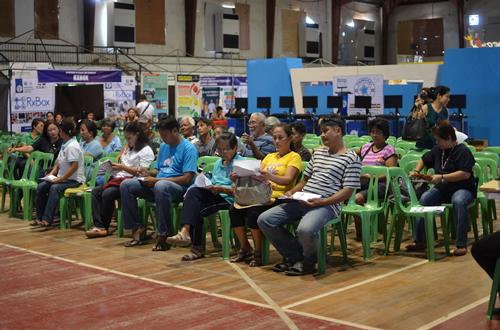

{"left": 141, "top": 73, "right": 169, "bottom": 115}
{"left": 332, "top": 74, "right": 384, "bottom": 116}
{"left": 103, "top": 77, "right": 136, "bottom": 118}
{"left": 200, "top": 76, "right": 247, "bottom": 113}
{"left": 10, "top": 62, "right": 55, "bottom": 133}
{"left": 201, "top": 87, "right": 220, "bottom": 118}
{"left": 176, "top": 75, "right": 201, "bottom": 118}
{"left": 38, "top": 70, "right": 121, "bottom": 83}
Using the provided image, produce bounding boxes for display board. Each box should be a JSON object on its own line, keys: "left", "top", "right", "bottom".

{"left": 332, "top": 74, "right": 384, "bottom": 115}
{"left": 103, "top": 76, "right": 136, "bottom": 119}
{"left": 176, "top": 75, "right": 201, "bottom": 118}
{"left": 141, "top": 73, "right": 169, "bottom": 115}
{"left": 10, "top": 62, "right": 54, "bottom": 133}
{"left": 200, "top": 76, "right": 247, "bottom": 115}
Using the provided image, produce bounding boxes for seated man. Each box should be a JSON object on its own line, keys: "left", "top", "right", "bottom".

{"left": 120, "top": 115, "right": 198, "bottom": 250}
{"left": 258, "top": 115, "right": 361, "bottom": 275}
{"left": 193, "top": 117, "right": 215, "bottom": 157}
{"left": 138, "top": 114, "right": 161, "bottom": 156}
{"left": 241, "top": 113, "right": 276, "bottom": 159}
{"left": 290, "top": 121, "right": 311, "bottom": 161}
{"left": 180, "top": 117, "right": 199, "bottom": 144}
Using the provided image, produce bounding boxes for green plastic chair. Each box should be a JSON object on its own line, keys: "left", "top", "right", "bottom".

{"left": 396, "top": 141, "right": 417, "bottom": 153}
{"left": 343, "top": 135, "right": 355, "bottom": 145}
{"left": 384, "top": 167, "right": 449, "bottom": 261}
{"left": 341, "top": 166, "right": 390, "bottom": 260}
{"left": 406, "top": 149, "right": 430, "bottom": 157}
{"left": 244, "top": 157, "right": 257, "bottom": 160}
{"left": 476, "top": 152, "right": 499, "bottom": 166}
{"left": 0, "top": 148, "right": 18, "bottom": 213}
{"left": 305, "top": 133, "right": 317, "bottom": 139}
{"left": 197, "top": 156, "right": 220, "bottom": 168}
{"left": 302, "top": 139, "right": 321, "bottom": 147}
{"left": 399, "top": 154, "right": 422, "bottom": 173}
{"left": 467, "top": 145, "right": 476, "bottom": 154}
{"left": 487, "top": 258, "right": 500, "bottom": 319}
{"left": 475, "top": 159, "right": 498, "bottom": 234}
{"left": 303, "top": 143, "right": 320, "bottom": 150}
{"left": 483, "top": 146, "right": 500, "bottom": 155}
{"left": 347, "top": 140, "right": 366, "bottom": 150}
{"left": 395, "top": 147, "right": 406, "bottom": 158}
{"left": 108, "top": 151, "right": 120, "bottom": 158}
{"left": 8, "top": 152, "right": 53, "bottom": 221}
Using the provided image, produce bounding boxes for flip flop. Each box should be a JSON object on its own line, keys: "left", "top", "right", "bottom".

{"left": 124, "top": 239, "right": 147, "bottom": 247}
{"left": 284, "top": 262, "right": 316, "bottom": 276}
{"left": 166, "top": 232, "right": 192, "bottom": 245}
{"left": 271, "top": 261, "right": 294, "bottom": 272}
{"left": 152, "top": 240, "right": 167, "bottom": 251}
{"left": 181, "top": 248, "right": 205, "bottom": 261}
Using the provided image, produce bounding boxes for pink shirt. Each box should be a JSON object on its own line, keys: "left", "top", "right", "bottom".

{"left": 360, "top": 143, "right": 397, "bottom": 186}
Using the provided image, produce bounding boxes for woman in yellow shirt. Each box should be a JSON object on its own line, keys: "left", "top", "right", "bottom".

{"left": 229, "top": 123, "right": 302, "bottom": 266}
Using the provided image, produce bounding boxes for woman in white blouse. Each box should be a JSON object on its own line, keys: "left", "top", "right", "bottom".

{"left": 85, "top": 121, "right": 154, "bottom": 238}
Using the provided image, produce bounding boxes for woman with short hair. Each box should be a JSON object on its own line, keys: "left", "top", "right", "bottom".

{"left": 79, "top": 119, "right": 104, "bottom": 180}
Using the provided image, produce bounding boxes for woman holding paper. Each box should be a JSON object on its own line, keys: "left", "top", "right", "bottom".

{"left": 407, "top": 121, "right": 476, "bottom": 256}
{"left": 85, "top": 121, "right": 154, "bottom": 238}
{"left": 166, "top": 132, "right": 244, "bottom": 260}
{"left": 32, "top": 118, "right": 85, "bottom": 227}
{"left": 229, "top": 123, "right": 302, "bottom": 267}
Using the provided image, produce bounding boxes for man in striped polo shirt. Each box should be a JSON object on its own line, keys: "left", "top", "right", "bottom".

{"left": 258, "top": 115, "right": 361, "bottom": 275}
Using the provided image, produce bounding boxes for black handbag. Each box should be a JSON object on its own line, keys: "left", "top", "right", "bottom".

{"left": 401, "top": 112, "right": 429, "bottom": 142}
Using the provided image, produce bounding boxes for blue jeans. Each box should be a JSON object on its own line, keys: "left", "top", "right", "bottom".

{"left": 414, "top": 187, "right": 475, "bottom": 247}
{"left": 120, "top": 179, "right": 185, "bottom": 236}
{"left": 36, "top": 179, "right": 80, "bottom": 223}
{"left": 258, "top": 202, "right": 337, "bottom": 265}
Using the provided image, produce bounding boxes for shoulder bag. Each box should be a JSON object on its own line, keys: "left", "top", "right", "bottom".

{"left": 401, "top": 110, "right": 428, "bottom": 142}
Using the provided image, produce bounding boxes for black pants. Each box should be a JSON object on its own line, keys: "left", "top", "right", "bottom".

{"left": 471, "top": 230, "right": 500, "bottom": 280}
{"left": 14, "top": 157, "right": 28, "bottom": 180}
{"left": 181, "top": 187, "right": 230, "bottom": 246}
{"left": 229, "top": 202, "right": 278, "bottom": 230}
{"left": 91, "top": 185, "right": 121, "bottom": 230}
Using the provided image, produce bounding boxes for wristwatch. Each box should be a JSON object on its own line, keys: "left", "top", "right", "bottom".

{"left": 441, "top": 174, "right": 444, "bottom": 182}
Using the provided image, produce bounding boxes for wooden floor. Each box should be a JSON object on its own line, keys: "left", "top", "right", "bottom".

{"left": 1, "top": 192, "right": 499, "bottom": 330}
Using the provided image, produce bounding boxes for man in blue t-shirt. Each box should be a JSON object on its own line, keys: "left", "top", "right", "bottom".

{"left": 120, "top": 116, "right": 198, "bottom": 250}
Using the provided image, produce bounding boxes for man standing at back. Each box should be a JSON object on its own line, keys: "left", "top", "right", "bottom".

{"left": 135, "top": 94, "right": 154, "bottom": 119}
{"left": 258, "top": 115, "right": 361, "bottom": 275}
{"left": 120, "top": 115, "right": 198, "bottom": 251}
{"left": 241, "top": 113, "right": 276, "bottom": 159}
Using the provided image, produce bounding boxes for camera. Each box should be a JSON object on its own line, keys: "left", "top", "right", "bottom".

{"left": 419, "top": 92, "right": 428, "bottom": 100}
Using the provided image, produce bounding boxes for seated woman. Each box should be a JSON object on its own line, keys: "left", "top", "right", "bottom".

{"left": 166, "top": 132, "right": 244, "bottom": 260}
{"left": 85, "top": 121, "right": 154, "bottom": 238}
{"left": 79, "top": 119, "right": 104, "bottom": 180}
{"left": 353, "top": 118, "right": 397, "bottom": 240}
{"left": 8, "top": 120, "right": 63, "bottom": 178}
{"left": 98, "top": 117, "right": 122, "bottom": 155}
{"left": 122, "top": 108, "right": 137, "bottom": 125}
{"left": 55, "top": 113, "right": 64, "bottom": 125}
{"left": 229, "top": 123, "right": 302, "bottom": 267}
{"left": 32, "top": 118, "right": 85, "bottom": 227}
{"left": 13, "top": 118, "right": 44, "bottom": 180}
{"left": 407, "top": 121, "right": 476, "bottom": 256}
{"left": 45, "top": 112, "right": 54, "bottom": 122}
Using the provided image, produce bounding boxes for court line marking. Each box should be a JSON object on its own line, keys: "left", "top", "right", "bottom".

{"left": 415, "top": 296, "right": 490, "bottom": 330}
{"left": 0, "top": 227, "right": 33, "bottom": 233}
{"left": 283, "top": 260, "right": 429, "bottom": 309}
{"left": 0, "top": 242, "right": 388, "bottom": 330}
{"left": 226, "top": 260, "right": 299, "bottom": 330}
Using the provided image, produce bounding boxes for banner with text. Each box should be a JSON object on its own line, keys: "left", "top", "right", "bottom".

{"left": 103, "top": 77, "right": 136, "bottom": 119}
{"left": 141, "top": 73, "right": 169, "bottom": 115}
{"left": 176, "top": 75, "right": 201, "bottom": 118}
{"left": 332, "top": 74, "right": 384, "bottom": 116}
{"left": 10, "top": 62, "right": 55, "bottom": 133}
{"left": 38, "top": 70, "right": 121, "bottom": 83}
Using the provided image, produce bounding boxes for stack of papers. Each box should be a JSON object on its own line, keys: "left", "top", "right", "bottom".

{"left": 42, "top": 175, "right": 57, "bottom": 182}
{"left": 233, "top": 159, "right": 261, "bottom": 176}
{"left": 195, "top": 174, "right": 213, "bottom": 190}
{"left": 409, "top": 206, "right": 446, "bottom": 214}
{"left": 99, "top": 159, "right": 119, "bottom": 176}
{"left": 278, "top": 192, "right": 322, "bottom": 202}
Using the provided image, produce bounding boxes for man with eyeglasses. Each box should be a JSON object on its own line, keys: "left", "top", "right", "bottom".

{"left": 241, "top": 113, "right": 276, "bottom": 160}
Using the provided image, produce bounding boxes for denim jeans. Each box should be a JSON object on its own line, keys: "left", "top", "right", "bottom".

{"left": 120, "top": 179, "right": 185, "bottom": 236}
{"left": 258, "top": 202, "right": 337, "bottom": 265}
{"left": 36, "top": 179, "right": 80, "bottom": 223}
{"left": 414, "top": 187, "right": 475, "bottom": 247}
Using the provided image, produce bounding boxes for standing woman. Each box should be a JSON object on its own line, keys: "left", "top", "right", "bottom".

{"left": 14, "top": 118, "right": 44, "bottom": 180}
{"left": 32, "top": 118, "right": 85, "bottom": 227}
{"left": 414, "top": 86, "right": 451, "bottom": 150}
{"left": 85, "top": 121, "right": 154, "bottom": 238}
{"left": 229, "top": 123, "right": 302, "bottom": 267}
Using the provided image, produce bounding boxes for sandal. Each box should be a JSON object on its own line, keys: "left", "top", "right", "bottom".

{"left": 230, "top": 248, "right": 253, "bottom": 263}
{"left": 284, "top": 261, "right": 316, "bottom": 276}
{"left": 38, "top": 220, "right": 51, "bottom": 227}
{"left": 271, "top": 261, "right": 294, "bottom": 272}
{"left": 30, "top": 220, "right": 42, "bottom": 226}
{"left": 152, "top": 239, "right": 167, "bottom": 251}
{"left": 124, "top": 239, "right": 147, "bottom": 247}
{"left": 181, "top": 248, "right": 205, "bottom": 261}
{"left": 249, "top": 251, "right": 262, "bottom": 267}
{"left": 166, "top": 232, "right": 192, "bottom": 246}
{"left": 453, "top": 247, "right": 467, "bottom": 256}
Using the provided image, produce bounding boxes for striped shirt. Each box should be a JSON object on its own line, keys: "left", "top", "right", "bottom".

{"left": 303, "top": 148, "right": 361, "bottom": 215}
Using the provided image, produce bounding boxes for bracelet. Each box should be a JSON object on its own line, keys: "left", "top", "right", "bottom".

{"left": 414, "top": 170, "right": 420, "bottom": 173}
{"left": 441, "top": 174, "right": 444, "bottom": 182}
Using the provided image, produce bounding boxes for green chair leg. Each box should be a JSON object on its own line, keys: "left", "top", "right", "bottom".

{"left": 424, "top": 214, "right": 436, "bottom": 262}
{"left": 219, "top": 210, "right": 232, "bottom": 260}
{"left": 487, "top": 259, "right": 500, "bottom": 320}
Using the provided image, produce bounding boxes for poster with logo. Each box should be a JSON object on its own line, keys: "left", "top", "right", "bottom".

{"left": 201, "top": 87, "right": 220, "bottom": 118}
{"left": 199, "top": 76, "right": 247, "bottom": 114}
{"left": 103, "top": 76, "right": 136, "bottom": 119}
{"left": 332, "top": 74, "right": 384, "bottom": 116}
{"left": 141, "top": 73, "right": 169, "bottom": 115}
{"left": 176, "top": 75, "right": 201, "bottom": 118}
{"left": 10, "top": 62, "right": 55, "bottom": 133}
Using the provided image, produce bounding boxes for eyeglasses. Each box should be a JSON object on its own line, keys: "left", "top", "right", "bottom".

{"left": 216, "top": 148, "right": 231, "bottom": 154}
{"left": 248, "top": 121, "right": 258, "bottom": 125}
{"left": 370, "top": 131, "right": 383, "bottom": 136}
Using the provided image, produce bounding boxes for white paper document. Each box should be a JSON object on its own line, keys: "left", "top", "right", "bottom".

{"left": 99, "top": 159, "right": 119, "bottom": 176}
{"left": 409, "top": 206, "right": 446, "bottom": 214}
{"left": 42, "top": 175, "right": 57, "bottom": 182}
{"left": 195, "top": 173, "right": 213, "bottom": 190}
{"left": 278, "top": 192, "right": 322, "bottom": 202}
{"left": 233, "top": 159, "right": 261, "bottom": 177}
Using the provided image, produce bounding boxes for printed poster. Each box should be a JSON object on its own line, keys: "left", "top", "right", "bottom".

{"left": 201, "top": 87, "right": 220, "bottom": 118}
{"left": 332, "top": 74, "right": 384, "bottom": 116}
{"left": 141, "top": 73, "right": 169, "bottom": 115}
{"left": 176, "top": 75, "right": 201, "bottom": 118}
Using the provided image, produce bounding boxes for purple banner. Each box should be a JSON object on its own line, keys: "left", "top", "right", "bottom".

{"left": 37, "top": 70, "right": 122, "bottom": 83}
{"left": 200, "top": 76, "right": 247, "bottom": 87}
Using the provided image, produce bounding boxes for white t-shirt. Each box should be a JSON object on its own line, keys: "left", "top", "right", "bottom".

{"left": 208, "top": 103, "right": 216, "bottom": 114}
{"left": 136, "top": 101, "right": 154, "bottom": 118}
{"left": 57, "top": 137, "right": 85, "bottom": 183}
{"left": 116, "top": 145, "right": 154, "bottom": 178}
